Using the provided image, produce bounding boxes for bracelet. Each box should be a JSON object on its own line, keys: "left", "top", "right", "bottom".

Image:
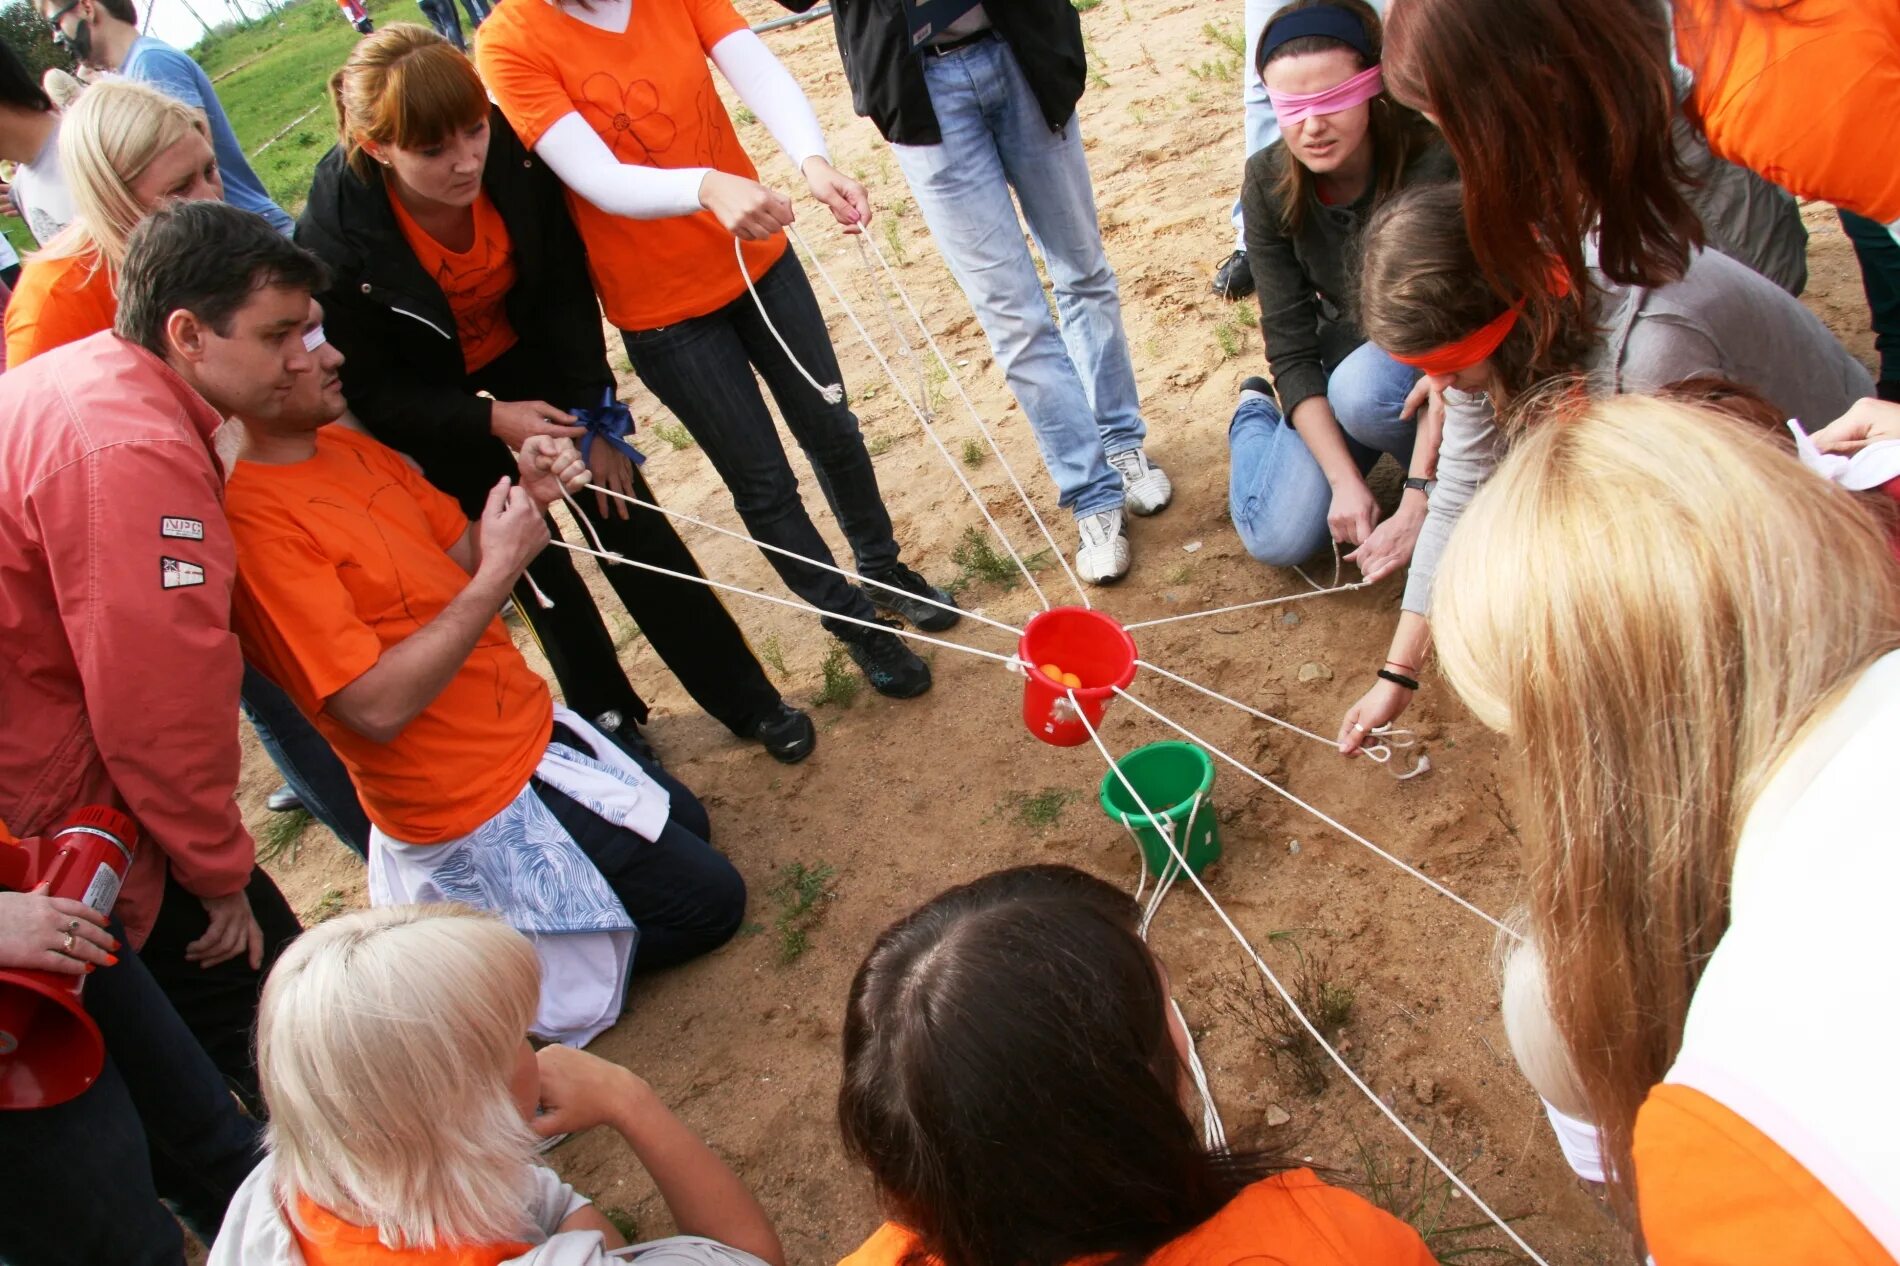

{"left": 1377, "top": 668, "right": 1420, "bottom": 691}
{"left": 1384, "top": 659, "right": 1417, "bottom": 674}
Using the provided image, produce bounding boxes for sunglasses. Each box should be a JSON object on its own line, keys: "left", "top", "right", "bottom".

{"left": 44, "top": 0, "right": 80, "bottom": 35}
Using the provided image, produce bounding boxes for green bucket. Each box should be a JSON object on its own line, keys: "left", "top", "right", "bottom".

{"left": 1097, "top": 741, "right": 1221, "bottom": 878}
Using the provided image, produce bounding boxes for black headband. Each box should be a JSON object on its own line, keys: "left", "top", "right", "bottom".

{"left": 1259, "top": 6, "right": 1376, "bottom": 65}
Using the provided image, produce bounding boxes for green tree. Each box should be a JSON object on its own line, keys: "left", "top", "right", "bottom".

{"left": 0, "top": 0, "right": 73, "bottom": 87}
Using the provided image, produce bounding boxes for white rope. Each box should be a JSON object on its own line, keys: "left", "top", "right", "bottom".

{"left": 577, "top": 482, "right": 1020, "bottom": 638}
{"left": 1110, "top": 685, "right": 1517, "bottom": 941}
{"left": 1121, "top": 579, "right": 1372, "bottom": 631}
{"left": 1072, "top": 700, "right": 1547, "bottom": 1264}
{"left": 1173, "top": 996, "right": 1228, "bottom": 1152}
{"left": 1135, "top": 659, "right": 1427, "bottom": 779}
{"left": 736, "top": 237, "right": 844, "bottom": 404}
{"left": 543, "top": 538, "right": 1023, "bottom": 668}
{"left": 852, "top": 232, "right": 931, "bottom": 419}
{"left": 856, "top": 227, "right": 1095, "bottom": 609}
{"left": 790, "top": 225, "right": 1056, "bottom": 611}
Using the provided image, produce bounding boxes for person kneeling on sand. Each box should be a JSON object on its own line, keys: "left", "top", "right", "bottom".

{"left": 212, "top": 903, "right": 786, "bottom": 1266}
{"left": 207, "top": 202, "right": 746, "bottom": 1044}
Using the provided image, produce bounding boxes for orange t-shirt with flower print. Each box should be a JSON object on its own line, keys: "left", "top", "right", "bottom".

{"left": 474, "top": 0, "right": 786, "bottom": 332}
{"left": 389, "top": 187, "right": 521, "bottom": 373}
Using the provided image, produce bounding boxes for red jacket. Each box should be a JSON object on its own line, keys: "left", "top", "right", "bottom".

{"left": 0, "top": 330, "right": 254, "bottom": 945}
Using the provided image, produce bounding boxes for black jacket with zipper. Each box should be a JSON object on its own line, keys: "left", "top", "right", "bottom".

{"left": 775, "top": 0, "right": 1087, "bottom": 146}
{"left": 295, "top": 106, "right": 613, "bottom": 512}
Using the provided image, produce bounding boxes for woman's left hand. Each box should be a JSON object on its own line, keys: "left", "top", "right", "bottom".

{"left": 1338, "top": 678, "right": 1414, "bottom": 756}
{"left": 801, "top": 156, "right": 872, "bottom": 230}
{"left": 587, "top": 442, "right": 637, "bottom": 521}
{"left": 1346, "top": 498, "right": 1425, "bottom": 583}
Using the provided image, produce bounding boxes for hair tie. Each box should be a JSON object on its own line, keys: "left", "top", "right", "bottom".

{"left": 1259, "top": 5, "right": 1375, "bottom": 65}
{"left": 1386, "top": 263, "right": 1574, "bottom": 378}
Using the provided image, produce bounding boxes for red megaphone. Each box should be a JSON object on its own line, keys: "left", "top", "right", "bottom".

{"left": 0, "top": 806, "right": 139, "bottom": 1110}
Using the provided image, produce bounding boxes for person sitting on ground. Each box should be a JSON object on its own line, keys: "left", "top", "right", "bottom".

{"left": 0, "top": 43, "right": 73, "bottom": 248}
{"left": 1334, "top": 180, "right": 1873, "bottom": 753}
{"left": 212, "top": 903, "right": 787, "bottom": 1266}
{"left": 1225, "top": 0, "right": 1454, "bottom": 576}
{"left": 302, "top": 25, "right": 814, "bottom": 765}
{"left": 36, "top": 0, "right": 293, "bottom": 233}
{"left": 222, "top": 266, "right": 748, "bottom": 1045}
{"left": 837, "top": 864, "right": 1437, "bottom": 1266}
{"left": 1434, "top": 393, "right": 1900, "bottom": 1263}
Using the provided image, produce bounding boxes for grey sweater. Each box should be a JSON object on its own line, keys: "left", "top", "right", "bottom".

{"left": 1404, "top": 247, "right": 1876, "bottom": 615}
{"left": 1241, "top": 138, "right": 1457, "bottom": 417}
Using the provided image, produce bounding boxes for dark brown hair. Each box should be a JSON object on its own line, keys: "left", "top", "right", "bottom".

{"left": 1256, "top": 0, "right": 1437, "bottom": 237}
{"left": 838, "top": 865, "right": 1283, "bottom": 1266}
{"left": 117, "top": 200, "right": 329, "bottom": 356}
{"left": 1382, "top": 0, "right": 1701, "bottom": 364}
{"left": 328, "top": 24, "right": 489, "bottom": 182}
{"left": 1358, "top": 181, "right": 1595, "bottom": 398}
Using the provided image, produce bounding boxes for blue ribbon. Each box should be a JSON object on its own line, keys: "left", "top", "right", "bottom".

{"left": 572, "top": 388, "right": 647, "bottom": 467}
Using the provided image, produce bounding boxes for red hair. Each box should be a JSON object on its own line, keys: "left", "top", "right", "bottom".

{"left": 1382, "top": 0, "right": 1703, "bottom": 362}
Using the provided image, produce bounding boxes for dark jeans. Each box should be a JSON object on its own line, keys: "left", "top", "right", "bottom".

{"left": 140, "top": 866, "right": 301, "bottom": 1115}
{"left": 465, "top": 345, "right": 784, "bottom": 736}
{"left": 457, "top": 0, "right": 487, "bottom": 25}
{"left": 240, "top": 663, "right": 371, "bottom": 859}
{"left": 415, "top": 0, "right": 463, "bottom": 49}
{"left": 535, "top": 721, "right": 745, "bottom": 971}
{"left": 620, "top": 252, "right": 900, "bottom": 630}
{"left": 1841, "top": 209, "right": 1900, "bottom": 400}
{"left": 0, "top": 921, "right": 262, "bottom": 1266}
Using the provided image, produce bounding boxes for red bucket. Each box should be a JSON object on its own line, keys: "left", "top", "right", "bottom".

{"left": 1018, "top": 607, "right": 1138, "bottom": 747}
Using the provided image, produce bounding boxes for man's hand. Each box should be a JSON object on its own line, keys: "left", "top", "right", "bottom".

{"left": 475, "top": 478, "right": 550, "bottom": 582}
{"left": 1347, "top": 496, "right": 1425, "bottom": 583}
{"left": 700, "top": 171, "right": 795, "bottom": 241}
{"left": 532, "top": 1042, "right": 647, "bottom": 1137}
{"left": 0, "top": 887, "right": 115, "bottom": 973}
{"left": 1809, "top": 398, "right": 1900, "bottom": 455}
{"left": 800, "top": 156, "right": 871, "bottom": 230}
{"left": 186, "top": 889, "right": 263, "bottom": 970}
{"left": 586, "top": 443, "right": 636, "bottom": 521}
{"left": 1338, "top": 678, "right": 1414, "bottom": 756}
{"left": 490, "top": 400, "right": 584, "bottom": 451}
{"left": 1326, "top": 473, "right": 1380, "bottom": 547}
{"left": 516, "top": 435, "right": 591, "bottom": 509}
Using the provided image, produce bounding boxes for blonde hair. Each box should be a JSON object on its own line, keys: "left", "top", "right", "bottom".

{"left": 259, "top": 904, "right": 545, "bottom": 1248}
{"left": 39, "top": 79, "right": 210, "bottom": 270}
{"left": 1433, "top": 395, "right": 1900, "bottom": 1221}
{"left": 329, "top": 23, "right": 489, "bottom": 183}
{"left": 41, "top": 67, "right": 82, "bottom": 111}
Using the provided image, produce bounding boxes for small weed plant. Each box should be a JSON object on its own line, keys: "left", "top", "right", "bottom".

{"left": 1212, "top": 940, "right": 1356, "bottom": 1096}
{"left": 1203, "top": 19, "right": 1246, "bottom": 56}
{"left": 1352, "top": 1133, "right": 1529, "bottom": 1262}
{"left": 769, "top": 861, "right": 836, "bottom": 964}
{"left": 865, "top": 431, "right": 895, "bottom": 457}
{"left": 652, "top": 421, "right": 697, "bottom": 451}
{"left": 812, "top": 644, "right": 862, "bottom": 708}
{"left": 961, "top": 437, "right": 988, "bottom": 468}
{"left": 1004, "top": 788, "right": 1076, "bottom": 831}
{"left": 947, "top": 525, "right": 1052, "bottom": 594}
{"left": 759, "top": 633, "right": 789, "bottom": 678}
{"left": 256, "top": 808, "right": 310, "bottom": 865}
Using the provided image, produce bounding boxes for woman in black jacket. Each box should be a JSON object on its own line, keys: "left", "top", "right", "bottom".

{"left": 299, "top": 24, "right": 813, "bottom": 763}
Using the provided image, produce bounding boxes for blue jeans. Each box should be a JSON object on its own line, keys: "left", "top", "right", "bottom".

{"left": 0, "top": 921, "right": 262, "bottom": 1266}
{"left": 621, "top": 253, "right": 897, "bottom": 629}
{"left": 891, "top": 37, "right": 1144, "bottom": 518}
{"left": 240, "top": 663, "right": 371, "bottom": 859}
{"left": 1227, "top": 341, "right": 1418, "bottom": 565}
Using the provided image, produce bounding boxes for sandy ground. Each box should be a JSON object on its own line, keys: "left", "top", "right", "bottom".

{"left": 242, "top": 3, "right": 1879, "bottom": 1262}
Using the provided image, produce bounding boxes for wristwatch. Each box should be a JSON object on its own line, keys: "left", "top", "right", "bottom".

{"left": 1402, "top": 476, "right": 1431, "bottom": 497}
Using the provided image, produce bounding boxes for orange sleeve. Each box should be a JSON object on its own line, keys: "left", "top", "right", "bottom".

{"left": 474, "top": 12, "right": 575, "bottom": 150}
{"left": 5, "top": 256, "right": 116, "bottom": 367}
{"left": 1635, "top": 1084, "right": 1893, "bottom": 1266}
{"left": 231, "top": 531, "right": 386, "bottom": 713}
{"left": 331, "top": 427, "right": 470, "bottom": 551}
{"left": 686, "top": 0, "right": 748, "bottom": 51}
{"left": 837, "top": 1223, "right": 918, "bottom": 1266}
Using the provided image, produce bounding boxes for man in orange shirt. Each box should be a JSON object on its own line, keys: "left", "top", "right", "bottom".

{"left": 225, "top": 292, "right": 748, "bottom": 1044}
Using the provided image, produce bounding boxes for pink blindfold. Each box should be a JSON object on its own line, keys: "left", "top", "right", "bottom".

{"left": 1264, "top": 64, "right": 1384, "bottom": 127}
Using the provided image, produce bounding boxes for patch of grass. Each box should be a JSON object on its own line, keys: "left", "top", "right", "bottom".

{"left": 1211, "top": 943, "right": 1356, "bottom": 1096}
{"left": 961, "top": 438, "right": 987, "bottom": 468}
{"left": 1002, "top": 788, "right": 1076, "bottom": 831}
{"left": 880, "top": 206, "right": 909, "bottom": 265}
{"left": 1203, "top": 19, "right": 1246, "bottom": 57}
{"left": 1072, "top": 0, "right": 1102, "bottom": 10}
{"left": 255, "top": 807, "right": 310, "bottom": 865}
{"left": 1351, "top": 1134, "right": 1529, "bottom": 1262}
{"left": 865, "top": 431, "right": 895, "bottom": 457}
{"left": 1189, "top": 54, "right": 1242, "bottom": 83}
{"left": 759, "top": 633, "right": 789, "bottom": 678}
{"left": 611, "top": 617, "right": 646, "bottom": 653}
{"left": 946, "top": 525, "right": 1052, "bottom": 594}
{"left": 1167, "top": 563, "right": 1196, "bottom": 584}
{"left": 651, "top": 421, "right": 697, "bottom": 451}
{"left": 309, "top": 887, "right": 348, "bottom": 924}
{"left": 734, "top": 104, "right": 756, "bottom": 126}
{"left": 769, "top": 861, "right": 836, "bottom": 964}
{"left": 1214, "top": 302, "right": 1255, "bottom": 361}
{"left": 1129, "top": 104, "right": 1148, "bottom": 126}
{"left": 811, "top": 644, "right": 862, "bottom": 709}
{"left": 601, "top": 1208, "right": 641, "bottom": 1243}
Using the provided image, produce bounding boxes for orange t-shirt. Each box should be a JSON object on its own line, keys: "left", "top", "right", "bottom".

{"left": 475, "top": 0, "right": 787, "bottom": 331}
{"left": 1676, "top": 0, "right": 1900, "bottom": 223}
{"left": 226, "top": 424, "right": 553, "bottom": 844}
{"left": 840, "top": 1170, "right": 1437, "bottom": 1266}
{"left": 4, "top": 247, "right": 118, "bottom": 367}
{"left": 1634, "top": 1084, "right": 1895, "bottom": 1266}
{"left": 292, "top": 1195, "right": 531, "bottom": 1266}
{"left": 389, "top": 188, "right": 521, "bottom": 373}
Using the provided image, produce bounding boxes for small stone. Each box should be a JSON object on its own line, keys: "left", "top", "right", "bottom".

{"left": 1265, "top": 1104, "right": 1291, "bottom": 1128}
{"left": 1297, "top": 662, "right": 1332, "bottom": 683}
{"left": 1280, "top": 610, "right": 1301, "bottom": 627}
{"left": 956, "top": 358, "right": 970, "bottom": 368}
{"left": 1182, "top": 540, "right": 1203, "bottom": 554}
{"left": 1412, "top": 1076, "right": 1438, "bottom": 1106}
{"left": 1287, "top": 839, "right": 1301, "bottom": 855}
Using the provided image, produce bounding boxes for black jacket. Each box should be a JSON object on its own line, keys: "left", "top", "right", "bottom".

{"left": 776, "top": 0, "right": 1086, "bottom": 146}
{"left": 295, "top": 107, "right": 613, "bottom": 509}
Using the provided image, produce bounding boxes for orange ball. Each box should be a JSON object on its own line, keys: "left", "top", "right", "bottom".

{"left": 1039, "top": 662, "right": 1064, "bottom": 682}
{"left": 1060, "top": 672, "right": 1083, "bottom": 689}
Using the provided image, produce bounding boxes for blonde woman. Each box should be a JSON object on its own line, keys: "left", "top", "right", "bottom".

{"left": 212, "top": 903, "right": 787, "bottom": 1266}
{"left": 1433, "top": 395, "right": 1900, "bottom": 1262}
{"left": 2, "top": 78, "right": 219, "bottom": 365}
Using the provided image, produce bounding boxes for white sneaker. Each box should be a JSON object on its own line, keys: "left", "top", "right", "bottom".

{"left": 1076, "top": 507, "right": 1132, "bottom": 585}
{"left": 1108, "top": 448, "right": 1173, "bottom": 516}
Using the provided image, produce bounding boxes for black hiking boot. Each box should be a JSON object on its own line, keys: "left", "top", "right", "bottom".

{"left": 864, "top": 561, "right": 961, "bottom": 632}
{"left": 834, "top": 619, "right": 932, "bottom": 699}
{"left": 1212, "top": 249, "right": 1254, "bottom": 300}
{"left": 752, "top": 702, "right": 817, "bottom": 764}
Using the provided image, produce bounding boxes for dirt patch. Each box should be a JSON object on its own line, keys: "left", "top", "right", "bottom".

{"left": 250, "top": 3, "right": 1875, "bottom": 1261}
